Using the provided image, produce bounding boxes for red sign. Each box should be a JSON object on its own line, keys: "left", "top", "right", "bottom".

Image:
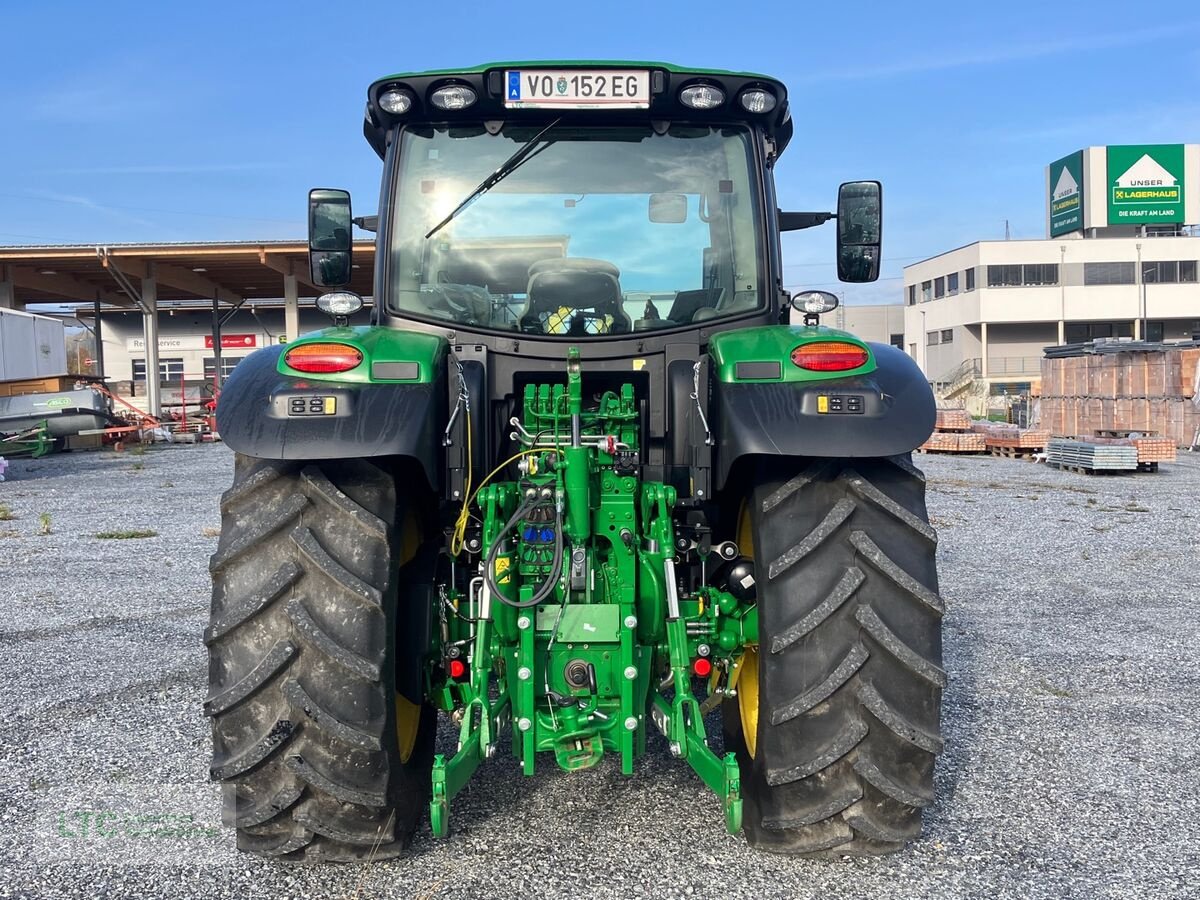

{"left": 205, "top": 334, "right": 257, "bottom": 349}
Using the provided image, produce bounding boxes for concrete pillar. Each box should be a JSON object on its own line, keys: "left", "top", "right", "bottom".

{"left": 141, "top": 274, "right": 161, "bottom": 419}
{"left": 1132, "top": 319, "right": 1141, "bottom": 341}
{"left": 1058, "top": 320, "right": 1065, "bottom": 345}
{"left": 980, "top": 322, "right": 989, "bottom": 378}
{"left": 0, "top": 265, "right": 14, "bottom": 308}
{"left": 284, "top": 273, "right": 299, "bottom": 343}
{"left": 93, "top": 296, "right": 105, "bottom": 380}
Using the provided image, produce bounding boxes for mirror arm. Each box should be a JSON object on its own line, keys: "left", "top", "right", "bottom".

{"left": 778, "top": 211, "right": 835, "bottom": 232}
{"left": 352, "top": 215, "right": 378, "bottom": 233}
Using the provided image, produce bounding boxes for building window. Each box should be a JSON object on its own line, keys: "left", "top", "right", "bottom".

{"left": 921, "top": 280, "right": 931, "bottom": 302}
{"left": 940, "top": 329, "right": 954, "bottom": 343}
{"left": 1022, "top": 263, "right": 1058, "bottom": 285}
{"left": 965, "top": 268, "right": 975, "bottom": 291}
{"left": 1142, "top": 261, "right": 1199, "bottom": 284}
{"left": 203, "top": 356, "right": 243, "bottom": 379}
{"left": 1145, "top": 322, "right": 1164, "bottom": 342}
{"left": 926, "top": 331, "right": 939, "bottom": 346}
{"left": 934, "top": 276, "right": 945, "bottom": 298}
{"left": 1142, "top": 261, "right": 1171, "bottom": 283}
{"left": 986, "top": 264, "right": 1059, "bottom": 286}
{"left": 1084, "top": 262, "right": 1135, "bottom": 285}
{"left": 1065, "top": 322, "right": 1135, "bottom": 343}
{"left": 947, "top": 272, "right": 959, "bottom": 295}
{"left": 889, "top": 333, "right": 904, "bottom": 348}
{"left": 907, "top": 285, "right": 916, "bottom": 305}
{"left": 987, "top": 264, "right": 1023, "bottom": 287}
{"left": 132, "top": 358, "right": 184, "bottom": 382}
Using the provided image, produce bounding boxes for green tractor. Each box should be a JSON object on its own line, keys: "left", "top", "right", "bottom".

{"left": 206, "top": 61, "right": 943, "bottom": 862}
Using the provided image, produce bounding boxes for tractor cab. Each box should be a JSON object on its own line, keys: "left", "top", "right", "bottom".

{"left": 307, "top": 62, "right": 882, "bottom": 341}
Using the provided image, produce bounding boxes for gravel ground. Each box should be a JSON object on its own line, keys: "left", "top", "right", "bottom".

{"left": 0, "top": 443, "right": 1197, "bottom": 899}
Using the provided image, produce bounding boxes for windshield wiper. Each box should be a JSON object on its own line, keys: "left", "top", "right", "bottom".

{"left": 424, "top": 119, "right": 560, "bottom": 240}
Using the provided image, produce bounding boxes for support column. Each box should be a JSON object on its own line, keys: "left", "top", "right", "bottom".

{"left": 211, "top": 295, "right": 223, "bottom": 393}
{"left": 141, "top": 272, "right": 161, "bottom": 419}
{"left": 0, "top": 265, "right": 15, "bottom": 309}
{"left": 1133, "top": 319, "right": 1141, "bottom": 341}
{"left": 284, "top": 273, "right": 299, "bottom": 343}
{"left": 980, "top": 322, "right": 989, "bottom": 378}
{"left": 93, "top": 295, "right": 105, "bottom": 380}
{"left": 1058, "top": 320, "right": 1065, "bottom": 345}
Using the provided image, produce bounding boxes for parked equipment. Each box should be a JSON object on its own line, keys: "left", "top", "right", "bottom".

{"left": 0, "top": 420, "right": 53, "bottom": 458}
{"left": 206, "top": 61, "right": 944, "bottom": 862}
{"left": 0, "top": 389, "right": 111, "bottom": 439}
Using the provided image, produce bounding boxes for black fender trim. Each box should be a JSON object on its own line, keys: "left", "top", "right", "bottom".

{"left": 712, "top": 342, "right": 935, "bottom": 487}
{"left": 216, "top": 346, "right": 445, "bottom": 489}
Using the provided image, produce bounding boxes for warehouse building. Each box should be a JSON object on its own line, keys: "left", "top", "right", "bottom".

{"left": 91, "top": 300, "right": 370, "bottom": 394}
{"left": 903, "top": 143, "right": 1200, "bottom": 394}
{"left": 0, "top": 240, "right": 374, "bottom": 415}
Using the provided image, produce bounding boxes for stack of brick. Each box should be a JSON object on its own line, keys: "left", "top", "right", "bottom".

{"left": 935, "top": 408, "right": 972, "bottom": 431}
{"left": 1039, "top": 346, "right": 1200, "bottom": 448}
{"left": 920, "top": 407, "right": 985, "bottom": 452}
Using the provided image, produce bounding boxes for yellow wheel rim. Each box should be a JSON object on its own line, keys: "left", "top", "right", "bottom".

{"left": 737, "top": 648, "right": 760, "bottom": 758}
{"left": 395, "top": 504, "right": 424, "bottom": 763}
{"left": 736, "top": 502, "right": 760, "bottom": 758}
{"left": 395, "top": 694, "right": 421, "bottom": 764}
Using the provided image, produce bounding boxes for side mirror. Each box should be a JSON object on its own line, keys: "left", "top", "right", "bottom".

{"left": 309, "top": 188, "right": 353, "bottom": 287}
{"left": 649, "top": 193, "right": 688, "bottom": 224}
{"left": 836, "top": 181, "right": 882, "bottom": 283}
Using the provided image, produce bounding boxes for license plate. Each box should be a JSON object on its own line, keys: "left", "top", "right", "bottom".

{"left": 504, "top": 69, "right": 650, "bottom": 110}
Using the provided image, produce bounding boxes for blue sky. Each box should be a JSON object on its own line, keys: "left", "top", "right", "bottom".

{"left": 1, "top": 0, "right": 1197, "bottom": 304}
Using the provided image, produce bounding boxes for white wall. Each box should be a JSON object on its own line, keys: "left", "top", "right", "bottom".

{"left": 841, "top": 303, "right": 905, "bottom": 345}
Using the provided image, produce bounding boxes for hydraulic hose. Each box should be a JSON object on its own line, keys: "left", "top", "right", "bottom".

{"left": 485, "top": 500, "right": 565, "bottom": 609}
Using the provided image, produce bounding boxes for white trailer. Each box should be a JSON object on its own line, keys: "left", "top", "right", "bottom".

{"left": 0, "top": 308, "right": 68, "bottom": 382}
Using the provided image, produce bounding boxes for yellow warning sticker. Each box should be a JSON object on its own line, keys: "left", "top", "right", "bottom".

{"left": 495, "top": 556, "right": 511, "bottom": 576}
{"left": 632, "top": 358, "right": 647, "bottom": 371}
{"left": 323, "top": 396, "right": 337, "bottom": 415}
{"left": 817, "top": 395, "right": 829, "bottom": 414}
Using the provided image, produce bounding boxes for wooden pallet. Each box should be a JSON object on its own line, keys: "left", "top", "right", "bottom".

{"left": 989, "top": 446, "right": 1040, "bottom": 460}
{"left": 1045, "top": 462, "right": 1134, "bottom": 476}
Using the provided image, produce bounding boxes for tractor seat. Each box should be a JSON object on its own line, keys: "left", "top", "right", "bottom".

{"left": 519, "top": 258, "right": 630, "bottom": 334}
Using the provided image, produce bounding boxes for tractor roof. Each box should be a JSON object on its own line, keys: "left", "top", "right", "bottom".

{"left": 363, "top": 61, "right": 792, "bottom": 158}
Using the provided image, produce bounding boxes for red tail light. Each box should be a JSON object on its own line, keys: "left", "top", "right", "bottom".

{"left": 284, "top": 343, "right": 362, "bottom": 374}
{"left": 448, "top": 659, "right": 467, "bottom": 680}
{"left": 692, "top": 657, "right": 713, "bottom": 678}
{"left": 790, "top": 342, "right": 869, "bottom": 372}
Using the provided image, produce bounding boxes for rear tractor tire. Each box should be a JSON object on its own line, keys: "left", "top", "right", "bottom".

{"left": 726, "top": 455, "right": 944, "bottom": 856}
{"left": 205, "top": 455, "right": 435, "bottom": 862}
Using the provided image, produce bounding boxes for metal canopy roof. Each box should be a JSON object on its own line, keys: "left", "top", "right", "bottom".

{"left": 0, "top": 240, "right": 376, "bottom": 308}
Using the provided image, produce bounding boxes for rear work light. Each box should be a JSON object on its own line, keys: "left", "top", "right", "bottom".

{"left": 284, "top": 343, "right": 363, "bottom": 374}
{"left": 790, "top": 342, "right": 870, "bottom": 372}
